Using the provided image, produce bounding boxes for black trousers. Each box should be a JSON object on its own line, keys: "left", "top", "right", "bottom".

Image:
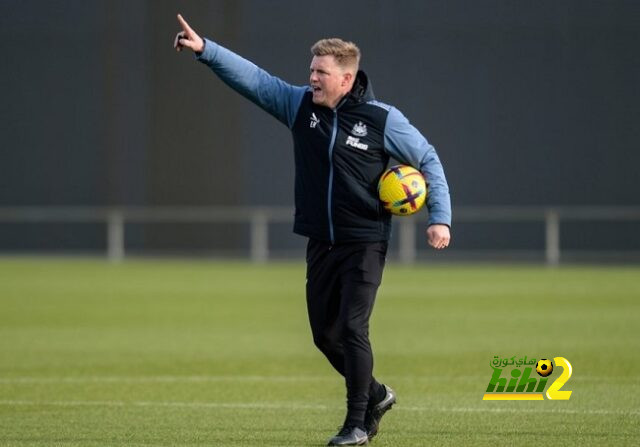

{"left": 305, "top": 238, "right": 387, "bottom": 427}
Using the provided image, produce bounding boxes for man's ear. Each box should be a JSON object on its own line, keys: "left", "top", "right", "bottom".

{"left": 341, "top": 71, "right": 353, "bottom": 87}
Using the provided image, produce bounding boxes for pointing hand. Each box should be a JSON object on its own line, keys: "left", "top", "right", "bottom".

{"left": 174, "top": 14, "right": 204, "bottom": 53}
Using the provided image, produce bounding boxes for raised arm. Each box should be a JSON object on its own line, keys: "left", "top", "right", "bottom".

{"left": 174, "top": 14, "right": 306, "bottom": 128}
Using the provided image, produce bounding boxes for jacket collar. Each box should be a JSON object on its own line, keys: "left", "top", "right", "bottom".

{"left": 333, "top": 70, "right": 375, "bottom": 109}
{"left": 347, "top": 70, "right": 375, "bottom": 103}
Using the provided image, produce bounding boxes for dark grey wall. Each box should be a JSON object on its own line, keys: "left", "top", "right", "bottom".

{"left": 1, "top": 0, "right": 639, "bottom": 253}
{"left": 233, "top": 0, "right": 640, "bottom": 207}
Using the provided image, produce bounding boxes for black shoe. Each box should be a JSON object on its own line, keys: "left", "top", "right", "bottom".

{"left": 364, "top": 384, "right": 396, "bottom": 440}
{"left": 327, "top": 425, "right": 369, "bottom": 446}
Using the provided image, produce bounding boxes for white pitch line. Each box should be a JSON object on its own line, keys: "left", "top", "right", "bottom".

{"left": 0, "top": 400, "right": 637, "bottom": 417}
{"left": 0, "top": 400, "right": 329, "bottom": 411}
{"left": 0, "top": 375, "right": 335, "bottom": 384}
{"left": 0, "top": 375, "right": 636, "bottom": 384}
{"left": 400, "top": 406, "right": 640, "bottom": 416}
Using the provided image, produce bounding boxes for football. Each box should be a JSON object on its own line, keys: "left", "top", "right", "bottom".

{"left": 378, "top": 165, "right": 427, "bottom": 216}
{"left": 536, "top": 359, "right": 554, "bottom": 377}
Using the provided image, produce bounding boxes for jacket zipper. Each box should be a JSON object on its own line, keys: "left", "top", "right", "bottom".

{"left": 326, "top": 109, "right": 338, "bottom": 244}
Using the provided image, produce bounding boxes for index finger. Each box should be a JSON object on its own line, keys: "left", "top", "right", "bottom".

{"left": 177, "top": 14, "right": 194, "bottom": 34}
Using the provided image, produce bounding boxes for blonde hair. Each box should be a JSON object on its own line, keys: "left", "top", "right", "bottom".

{"left": 311, "top": 38, "right": 361, "bottom": 72}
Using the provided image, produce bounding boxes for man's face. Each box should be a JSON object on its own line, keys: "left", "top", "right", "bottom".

{"left": 309, "top": 55, "right": 352, "bottom": 109}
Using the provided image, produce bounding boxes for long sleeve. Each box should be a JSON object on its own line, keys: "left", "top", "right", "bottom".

{"left": 196, "top": 38, "right": 307, "bottom": 128}
{"left": 383, "top": 107, "right": 452, "bottom": 226}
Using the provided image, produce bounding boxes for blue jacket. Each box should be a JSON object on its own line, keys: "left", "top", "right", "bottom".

{"left": 197, "top": 39, "right": 451, "bottom": 243}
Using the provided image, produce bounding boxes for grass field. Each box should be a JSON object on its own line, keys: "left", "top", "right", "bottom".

{"left": 0, "top": 258, "right": 639, "bottom": 446}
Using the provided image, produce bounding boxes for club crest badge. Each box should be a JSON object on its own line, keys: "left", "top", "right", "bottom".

{"left": 351, "top": 121, "right": 367, "bottom": 137}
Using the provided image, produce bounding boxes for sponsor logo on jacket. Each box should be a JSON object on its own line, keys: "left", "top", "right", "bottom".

{"left": 309, "top": 113, "right": 320, "bottom": 128}
{"left": 346, "top": 136, "right": 369, "bottom": 151}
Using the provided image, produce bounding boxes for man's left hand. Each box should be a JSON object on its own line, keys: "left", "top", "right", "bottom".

{"left": 427, "top": 224, "right": 450, "bottom": 250}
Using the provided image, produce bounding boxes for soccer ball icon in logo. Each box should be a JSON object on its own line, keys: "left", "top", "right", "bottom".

{"left": 378, "top": 165, "right": 427, "bottom": 216}
{"left": 536, "top": 359, "right": 554, "bottom": 377}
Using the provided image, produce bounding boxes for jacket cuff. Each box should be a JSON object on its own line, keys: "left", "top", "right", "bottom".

{"left": 427, "top": 212, "right": 452, "bottom": 228}
{"left": 195, "top": 38, "right": 217, "bottom": 62}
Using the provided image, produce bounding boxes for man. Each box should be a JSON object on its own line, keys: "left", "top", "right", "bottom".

{"left": 174, "top": 14, "right": 451, "bottom": 446}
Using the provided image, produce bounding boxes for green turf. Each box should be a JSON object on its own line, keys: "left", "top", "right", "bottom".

{"left": 0, "top": 258, "right": 638, "bottom": 446}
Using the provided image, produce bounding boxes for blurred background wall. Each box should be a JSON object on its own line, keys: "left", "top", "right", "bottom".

{"left": 1, "top": 0, "right": 639, "bottom": 259}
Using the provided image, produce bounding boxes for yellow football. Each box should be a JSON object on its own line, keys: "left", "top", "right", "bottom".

{"left": 378, "top": 165, "right": 427, "bottom": 216}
